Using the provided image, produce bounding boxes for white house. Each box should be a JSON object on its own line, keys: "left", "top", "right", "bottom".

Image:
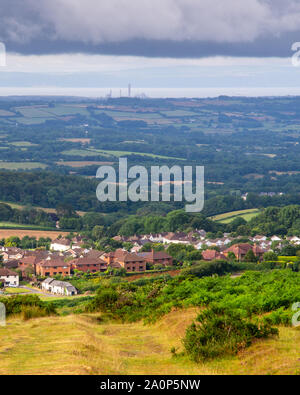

{"left": 195, "top": 241, "right": 206, "bottom": 250}
{"left": 162, "top": 232, "right": 190, "bottom": 245}
{"left": 271, "top": 235, "right": 282, "bottom": 242}
{"left": 41, "top": 278, "right": 77, "bottom": 296}
{"left": 50, "top": 238, "right": 71, "bottom": 252}
{"left": 148, "top": 234, "right": 164, "bottom": 243}
{"left": 0, "top": 268, "right": 19, "bottom": 287}
{"left": 253, "top": 235, "right": 267, "bottom": 242}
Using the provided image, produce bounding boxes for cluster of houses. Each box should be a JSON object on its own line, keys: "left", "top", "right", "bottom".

{"left": 112, "top": 231, "right": 290, "bottom": 257}
{"left": 0, "top": 235, "right": 173, "bottom": 286}
{"left": 0, "top": 230, "right": 297, "bottom": 295}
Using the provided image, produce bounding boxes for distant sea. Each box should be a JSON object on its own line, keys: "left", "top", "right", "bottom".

{"left": 1, "top": 87, "right": 300, "bottom": 98}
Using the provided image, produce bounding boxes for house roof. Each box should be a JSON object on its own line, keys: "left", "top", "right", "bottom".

{"left": 224, "top": 243, "right": 253, "bottom": 254}
{"left": 43, "top": 278, "right": 77, "bottom": 291}
{"left": 19, "top": 256, "right": 38, "bottom": 266}
{"left": 43, "top": 277, "right": 55, "bottom": 284}
{"left": 72, "top": 257, "right": 106, "bottom": 266}
{"left": 0, "top": 268, "right": 17, "bottom": 277}
{"left": 113, "top": 249, "right": 145, "bottom": 263}
{"left": 51, "top": 238, "right": 71, "bottom": 246}
{"left": 137, "top": 251, "right": 172, "bottom": 260}
{"left": 163, "top": 232, "right": 187, "bottom": 241}
{"left": 4, "top": 260, "right": 19, "bottom": 269}
{"left": 202, "top": 249, "right": 226, "bottom": 260}
{"left": 83, "top": 249, "right": 105, "bottom": 260}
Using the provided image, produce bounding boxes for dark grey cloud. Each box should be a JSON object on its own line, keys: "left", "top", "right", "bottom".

{"left": 1, "top": 0, "right": 300, "bottom": 57}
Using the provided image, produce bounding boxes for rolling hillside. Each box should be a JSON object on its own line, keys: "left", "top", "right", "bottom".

{"left": 0, "top": 309, "right": 299, "bottom": 375}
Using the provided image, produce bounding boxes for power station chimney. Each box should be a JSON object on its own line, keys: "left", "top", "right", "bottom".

{"left": 128, "top": 83, "right": 131, "bottom": 98}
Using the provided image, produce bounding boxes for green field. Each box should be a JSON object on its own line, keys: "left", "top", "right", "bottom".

{"left": 0, "top": 162, "right": 47, "bottom": 170}
{"left": 160, "top": 110, "right": 198, "bottom": 117}
{"left": 14, "top": 105, "right": 90, "bottom": 124}
{"left": 89, "top": 149, "right": 184, "bottom": 160}
{"left": 4, "top": 288, "right": 30, "bottom": 295}
{"left": 15, "top": 117, "right": 54, "bottom": 125}
{"left": 0, "top": 201, "right": 86, "bottom": 217}
{"left": 0, "top": 110, "right": 15, "bottom": 116}
{"left": 210, "top": 209, "right": 260, "bottom": 223}
{"left": 62, "top": 148, "right": 184, "bottom": 160}
{"left": 0, "top": 222, "right": 55, "bottom": 230}
{"left": 61, "top": 149, "right": 100, "bottom": 157}
{"left": 9, "top": 141, "right": 38, "bottom": 147}
{"left": 94, "top": 110, "right": 163, "bottom": 119}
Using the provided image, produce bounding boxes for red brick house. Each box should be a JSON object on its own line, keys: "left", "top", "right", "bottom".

{"left": 36, "top": 257, "right": 71, "bottom": 277}
{"left": 18, "top": 256, "right": 37, "bottom": 271}
{"left": 103, "top": 249, "right": 146, "bottom": 272}
{"left": 201, "top": 249, "right": 227, "bottom": 261}
{"left": 71, "top": 257, "right": 107, "bottom": 273}
{"left": 137, "top": 250, "right": 173, "bottom": 266}
{"left": 223, "top": 243, "right": 265, "bottom": 261}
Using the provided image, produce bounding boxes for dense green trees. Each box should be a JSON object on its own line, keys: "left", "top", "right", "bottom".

{"left": 249, "top": 205, "right": 300, "bottom": 236}
{"left": 0, "top": 203, "right": 55, "bottom": 228}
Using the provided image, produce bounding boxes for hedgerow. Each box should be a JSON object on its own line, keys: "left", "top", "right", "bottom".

{"left": 86, "top": 269, "right": 300, "bottom": 324}
{"left": 0, "top": 295, "right": 56, "bottom": 318}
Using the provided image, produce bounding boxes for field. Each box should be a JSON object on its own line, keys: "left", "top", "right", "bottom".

{"left": 89, "top": 149, "right": 184, "bottom": 160}
{"left": 59, "top": 138, "right": 91, "bottom": 144}
{"left": 3, "top": 287, "right": 30, "bottom": 294}
{"left": 61, "top": 148, "right": 184, "bottom": 160}
{"left": 0, "top": 110, "right": 15, "bottom": 116}
{"left": 56, "top": 161, "right": 114, "bottom": 168}
{"left": 0, "top": 162, "right": 47, "bottom": 170}
{"left": 0, "top": 201, "right": 86, "bottom": 217}
{"left": 0, "top": 222, "right": 56, "bottom": 230}
{"left": 8, "top": 141, "right": 38, "bottom": 147}
{"left": 0, "top": 229, "right": 69, "bottom": 239}
{"left": 0, "top": 309, "right": 299, "bottom": 375}
{"left": 210, "top": 209, "right": 260, "bottom": 223}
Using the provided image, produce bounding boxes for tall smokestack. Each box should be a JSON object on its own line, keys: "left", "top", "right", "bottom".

{"left": 128, "top": 83, "right": 131, "bottom": 98}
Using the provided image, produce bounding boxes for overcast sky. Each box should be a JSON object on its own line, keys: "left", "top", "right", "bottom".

{"left": 1, "top": 0, "right": 300, "bottom": 95}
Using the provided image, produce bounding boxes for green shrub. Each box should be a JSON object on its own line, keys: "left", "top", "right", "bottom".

{"left": 0, "top": 294, "right": 56, "bottom": 317}
{"left": 21, "top": 305, "right": 51, "bottom": 321}
{"left": 263, "top": 308, "right": 292, "bottom": 326}
{"left": 183, "top": 306, "right": 278, "bottom": 361}
{"left": 87, "top": 288, "right": 118, "bottom": 312}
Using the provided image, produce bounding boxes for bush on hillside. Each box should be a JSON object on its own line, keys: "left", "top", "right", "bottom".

{"left": 183, "top": 306, "right": 278, "bottom": 361}
{"left": 181, "top": 260, "right": 238, "bottom": 278}
{"left": 0, "top": 295, "right": 56, "bottom": 317}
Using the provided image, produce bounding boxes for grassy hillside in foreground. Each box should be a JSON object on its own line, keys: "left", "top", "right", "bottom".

{"left": 0, "top": 309, "right": 299, "bottom": 375}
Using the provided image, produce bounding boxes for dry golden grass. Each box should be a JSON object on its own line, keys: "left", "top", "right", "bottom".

{"left": 0, "top": 229, "right": 69, "bottom": 239}
{"left": 0, "top": 309, "right": 299, "bottom": 375}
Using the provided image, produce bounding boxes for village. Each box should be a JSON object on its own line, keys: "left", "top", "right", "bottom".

{"left": 0, "top": 229, "right": 296, "bottom": 297}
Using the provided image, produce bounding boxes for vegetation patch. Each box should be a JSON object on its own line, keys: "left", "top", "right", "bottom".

{"left": 183, "top": 306, "right": 278, "bottom": 361}
{"left": 0, "top": 162, "right": 47, "bottom": 170}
